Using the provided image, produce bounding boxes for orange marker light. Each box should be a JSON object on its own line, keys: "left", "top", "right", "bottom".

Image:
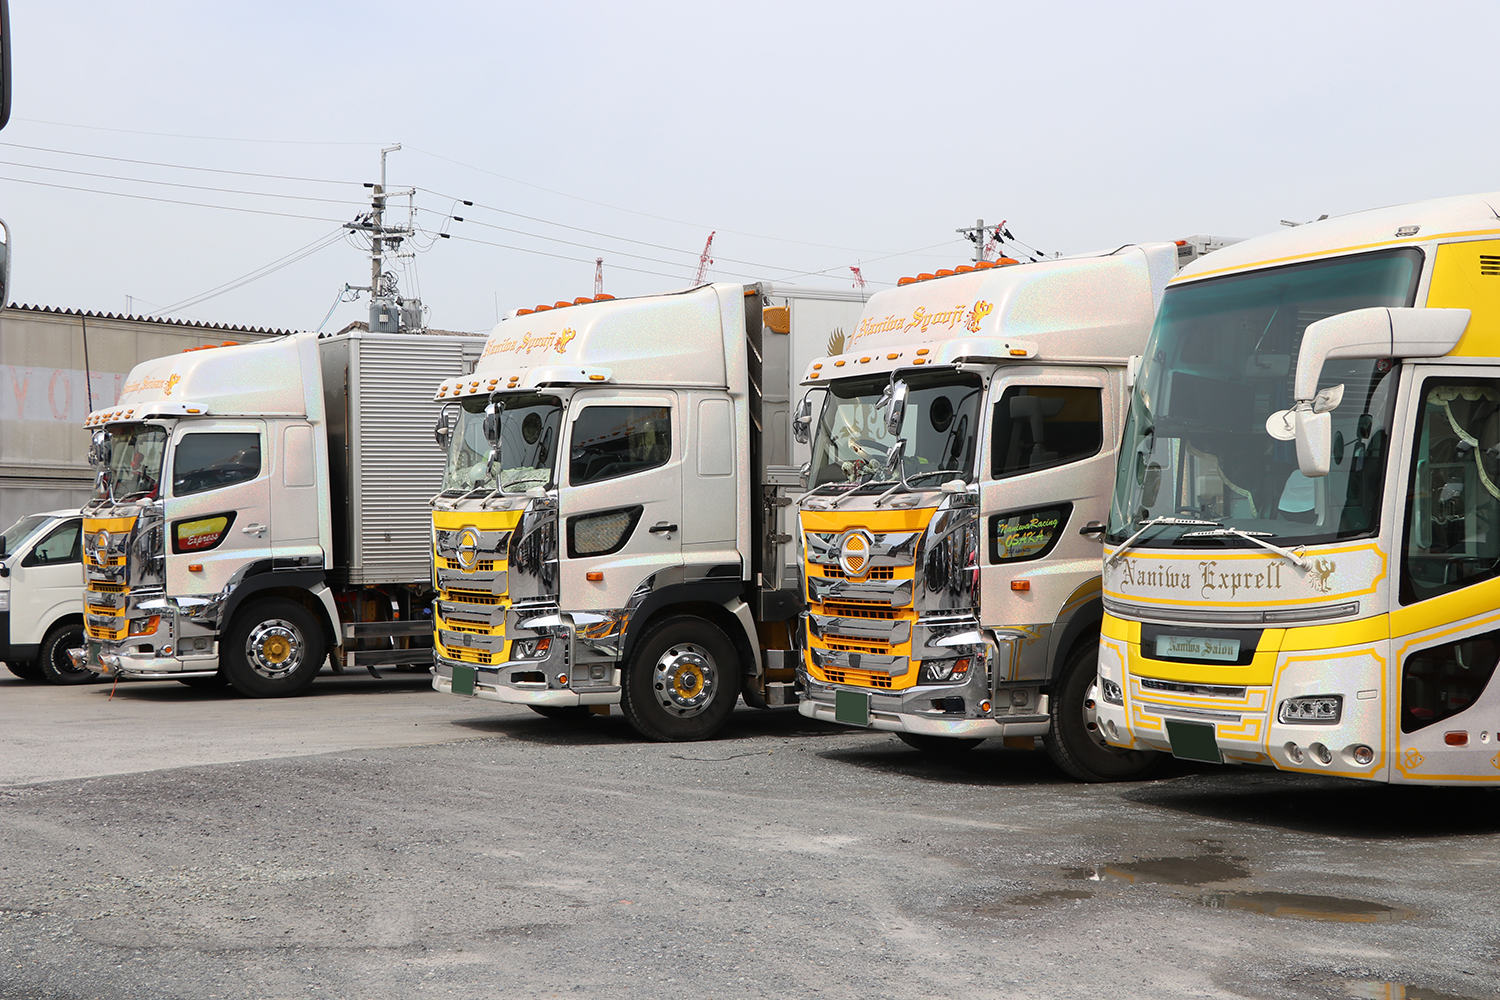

{"left": 586, "top": 571, "right": 604, "bottom": 582}
{"left": 1445, "top": 731, "right": 1469, "bottom": 746}
{"left": 574, "top": 296, "right": 592, "bottom": 305}
{"left": 188, "top": 564, "right": 204, "bottom": 572}
{"left": 1011, "top": 580, "right": 1030, "bottom": 591}
{"left": 897, "top": 276, "right": 916, "bottom": 285}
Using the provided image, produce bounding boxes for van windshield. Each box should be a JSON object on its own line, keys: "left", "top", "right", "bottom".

{"left": 2, "top": 514, "right": 49, "bottom": 557}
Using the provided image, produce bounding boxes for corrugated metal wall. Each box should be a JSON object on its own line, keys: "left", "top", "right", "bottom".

{"left": 347, "top": 334, "right": 481, "bottom": 584}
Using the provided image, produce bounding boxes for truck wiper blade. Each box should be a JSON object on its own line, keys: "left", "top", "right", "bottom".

{"left": 1183, "top": 526, "right": 1308, "bottom": 568}
{"left": 1106, "top": 516, "right": 1219, "bottom": 567}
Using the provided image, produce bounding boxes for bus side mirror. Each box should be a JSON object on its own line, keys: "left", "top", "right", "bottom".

{"left": 1268, "top": 306, "right": 1471, "bottom": 477}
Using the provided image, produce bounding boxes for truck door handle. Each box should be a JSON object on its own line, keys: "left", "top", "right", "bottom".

{"left": 648, "top": 522, "right": 678, "bottom": 535}
{"left": 241, "top": 523, "right": 267, "bottom": 537}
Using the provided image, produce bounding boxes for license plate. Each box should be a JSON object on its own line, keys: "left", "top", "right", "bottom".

{"left": 834, "top": 689, "right": 869, "bottom": 726}
{"left": 451, "top": 664, "right": 476, "bottom": 696}
{"left": 1165, "top": 719, "right": 1223, "bottom": 763}
{"left": 1155, "top": 634, "right": 1240, "bottom": 662}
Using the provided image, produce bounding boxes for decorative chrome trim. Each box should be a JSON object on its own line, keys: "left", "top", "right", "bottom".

{"left": 1104, "top": 597, "right": 1360, "bottom": 625}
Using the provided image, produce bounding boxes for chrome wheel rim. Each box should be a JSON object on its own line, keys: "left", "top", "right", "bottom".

{"left": 245, "top": 619, "right": 304, "bottom": 680}
{"left": 651, "top": 642, "right": 717, "bottom": 717}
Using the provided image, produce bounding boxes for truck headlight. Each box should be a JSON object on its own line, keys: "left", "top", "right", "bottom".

{"left": 512, "top": 636, "right": 552, "bottom": 660}
{"left": 1100, "top": 677, "right": 1124, "bottom": 705}
{"left": 1279, "top": 694, "right": 1342, "bottom": 724}
{"left": 128, "top": 615, "right": 161, "bottom": 637}
{"left": 919, "top": 657, "right": 970, "bottom": 684}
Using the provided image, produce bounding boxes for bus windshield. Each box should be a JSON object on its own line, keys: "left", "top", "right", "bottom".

{"left": 1107, "top": 248, "right": 1422, "bottom": 548}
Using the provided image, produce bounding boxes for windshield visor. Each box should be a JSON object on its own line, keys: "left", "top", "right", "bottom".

{"left": 1108, "top": 248, "right": 1421, "bottom": 547}
{"left": 96, "top": 423, "right": 167, "bottom": 501}
{"left": 809, "top": 372, "right": 981, "bottom": 488}
{"left": 443, "top": 393, "right": 563, "bottom": 495}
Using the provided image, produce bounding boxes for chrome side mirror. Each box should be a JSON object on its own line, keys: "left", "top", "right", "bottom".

{"left": 482, "top": 394, "right": 504, "bottom": 467}
{"left": 792, "top": 393, "right": 815, "bottom": 445}
{"left": 885, "top": 379, "right": 909, "bottom": 436}
{"left": 433, "top": 403, "right": 457, "bottom": 450}
{"left": 88, "top": 430, "right": 111, "bottom": 470}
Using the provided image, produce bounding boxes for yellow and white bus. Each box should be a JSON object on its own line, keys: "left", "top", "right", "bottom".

{"left": 1097, "top": 191, "right": 1500, "bottom": 784}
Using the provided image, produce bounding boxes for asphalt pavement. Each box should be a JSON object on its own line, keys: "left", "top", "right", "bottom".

{"left": 2, "top": 671, "right": 1498, "bottom": 1000}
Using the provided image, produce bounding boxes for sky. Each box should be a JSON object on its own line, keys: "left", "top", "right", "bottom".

{"left": 1, "top": 1, "right": 1497, "bottom": 335}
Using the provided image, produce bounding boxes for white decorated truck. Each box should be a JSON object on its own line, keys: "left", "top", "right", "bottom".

{"left": 1097, "top": 191, "right": 1500, "bottom": 785}
{"left": 78, "top": 328, "right": 481, "bottom": 695}
{"left": 429, "top": 284, "right": 865, "bottom": 740}
{"left": 792, "top": 243, "right": 1231, "bottom": 780}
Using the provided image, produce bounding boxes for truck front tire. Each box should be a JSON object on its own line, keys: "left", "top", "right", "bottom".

{"left": 1043, "top": 642, "right": 1159, "bottom": 783}
{"left": 222, "top": 599, "right": 325, "bottom": 698}
{"left": 619, "top": 616, "right": 739, "bottom": 742}
{"left": 38, "top": 624, "right": 92, "bottom": 685}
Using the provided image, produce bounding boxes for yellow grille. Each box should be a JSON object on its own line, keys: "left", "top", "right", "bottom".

{"left": 826, "top": 639, "right": 890, "bottom": 654}
{"left": 87, "top": 582, "right": 128, "bottom": 594}
{"left": 444, "top": 619, "right": 493, "bottom": 634}
{"left": 85, "top": 604, "right": 117, "bottom": 617}
{"left": 822, "top": 667, "right": 893, "bottom": 689}
{"left": 440, "top": 557, "right": 496, "bottom": 572}
{"left": 87, "top": 623, "right": 126, "bottom": 641}
{"left": 445, "top": 589, "right": 500, "bottom": 605}
{"left": 85, "top": 554, "right": 125, "bottom": 567}
{"left": 821, "top": 603, "right": 895, "bottom": 620}
{"left": 817, "top": 564, "right": 895, "bottom": 580}
{"left": 448, "top": 646, "right": 494, "bottom": 665}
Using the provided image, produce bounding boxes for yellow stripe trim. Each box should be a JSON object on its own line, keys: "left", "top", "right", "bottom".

{"left": 800, "top": 507, "right": 935, "bottom": 533}
{"left": 432, "top": 509, "right": 522, "bottom": 531}
{"left": 1172, "top": 227, "right": 1500, "bottom": 284}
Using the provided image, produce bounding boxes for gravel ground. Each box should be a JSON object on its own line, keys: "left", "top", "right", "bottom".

{"left": 2, "top": 675, "right": 1498, "bottom": 999}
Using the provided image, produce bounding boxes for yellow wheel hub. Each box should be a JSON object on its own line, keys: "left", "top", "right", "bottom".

{"left": 262, "top": 635, "right": 292, "bottom": 664}
{"left": 673, "top": 665, "right": 704, "bottom": 699}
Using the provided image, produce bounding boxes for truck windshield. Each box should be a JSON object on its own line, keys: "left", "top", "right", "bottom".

{"left": 809, "top": 372, "right": 982, "bottom": 488}
{"left": 97, "top": 424, "right": 167, "bottom": 501}
{"left": 1107, "top": 248, "right": 1421, "bottom": 548}
{"left": 442, "top": 392, "right": 563, "bottom": 495}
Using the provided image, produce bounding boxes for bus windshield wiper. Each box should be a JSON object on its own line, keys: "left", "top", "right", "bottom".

{"left": 1106, "top": 516, "right": 1219, "bottom": 566}
{"left": 1180, "top": 526, "right": 1308, "bottom": 568}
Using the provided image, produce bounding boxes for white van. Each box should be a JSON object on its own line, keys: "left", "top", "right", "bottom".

{"left": 1, "top": 509, "right": 92, "bottom": 684}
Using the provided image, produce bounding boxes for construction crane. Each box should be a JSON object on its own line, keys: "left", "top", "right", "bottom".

{"left": 693, "top": 231, "right": 716, "bottom": 284}
{"left": 594, "top": 257, "right": 604, "bottom": 297}
{"left": 849, "top": 266, "right": 866, "bottom": 291}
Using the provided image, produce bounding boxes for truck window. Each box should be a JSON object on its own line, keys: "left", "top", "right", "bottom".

{"left": 570, "top": 406, "right": 671, "bottom": 485}
{"left": 991, "top": 386, "right": 1102, "bottom": 478}
{"left": 1401, "top": 379, "right": 1500, "bottom": 604}
{"left": 173, "top": 432, "right": 262, "bottom": 497}
{"left": 23, "top": 520, "right": 81, "bottom": 566}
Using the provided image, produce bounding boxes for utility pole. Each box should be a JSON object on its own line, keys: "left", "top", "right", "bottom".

{"left": 956, "top": 218, "right": 996, "bottom": 264}
{"left": 346, "top": 144, "right": 422, "bottom": 333}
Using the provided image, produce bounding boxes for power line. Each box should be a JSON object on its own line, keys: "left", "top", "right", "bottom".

{"left": 0, "top": 140, "right": 353, "bottom": 185}
{"left": 12, "top": 117, "right": 380, "bottom": 146}
{"left": 0, "top": 173, "right": 347, "bottom": 224}
{"left": 0, "top": 157, "right": 364, "bottom": 206}
{"left": 159, "top": 229, "right": 347, "bottom": 314}
{"left": 404, "top": 145, "right": 900, "bottom": 256}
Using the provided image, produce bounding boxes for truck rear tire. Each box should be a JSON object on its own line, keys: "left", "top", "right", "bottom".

{"left": 222, "top": 599, "right": 325, "bottom": 698}
{"left": 38, "top": 624, "right": 93, "bottom": 685}
{"left": 1043, "top": 642, "right": 1159, "bottom": 782}
{"left": 619, "top": 616, "right": 739, "bottom": 742}
{"left": 896, "top": 732, "right": 984, "bottom": 754}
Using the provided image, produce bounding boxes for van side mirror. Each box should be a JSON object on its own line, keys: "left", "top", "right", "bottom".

{"left": 1267, "top": 306, "right": 1470, "bottom": 477}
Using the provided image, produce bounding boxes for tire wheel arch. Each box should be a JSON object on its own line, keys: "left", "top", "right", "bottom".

{"left": 618, "top": 612, "right": 744, "bottom": 742}
{"left": 39, "top": 618, "right": 93, "bottom": 685}
{"left": 1042, "top": 634, "right": 1160, "bottom": 783}
{"left": 221, "top": 597, "right": 327, "bottom": 698}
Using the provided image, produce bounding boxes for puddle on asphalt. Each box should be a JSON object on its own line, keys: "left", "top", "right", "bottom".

{"left": 1003, "top": 889, "right": 1093, "bottom": 908}
{"left": 1203, "top": 891, "right": 1416, "bottom": 923}
{"left": 1064, "top": 852, "right": 1250, "bottom": 886}
{"left": 1345, "top": 981, "right": 1482, "bottom": 1000}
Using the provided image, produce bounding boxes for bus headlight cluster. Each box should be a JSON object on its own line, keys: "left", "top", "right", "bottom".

{"left": 1278, "top": 694, "right": 1341, "bottom": 724}
{"left": 1100, "top": 677, "right": 1124, "bottom": 705}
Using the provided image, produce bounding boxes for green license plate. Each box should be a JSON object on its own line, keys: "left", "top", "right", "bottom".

{"left": 451, "top": 664, "right": 476, "bottom": 696}
{"left": 834, "top": 689, "right": 870, "bottom": 726}
{"left": 1165, "top": 719, "right": 1222, "bottom": 763}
